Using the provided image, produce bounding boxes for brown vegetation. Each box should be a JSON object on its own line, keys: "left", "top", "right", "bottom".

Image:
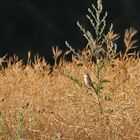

{"left": 0, "top": 50, "right": 140, "bottom": 140}
{"left": 0, "top": 0, "right": 140, "bottom": 139}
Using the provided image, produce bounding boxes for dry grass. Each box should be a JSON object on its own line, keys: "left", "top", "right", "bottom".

{"left": 0, "top": 1, "right": 140, "bottom": 139}
{"left": 0, "top": 55, "right": 140, "bottom": 140}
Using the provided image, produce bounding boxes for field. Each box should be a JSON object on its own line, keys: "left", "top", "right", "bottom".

{"left": 0, "top": 0, "right": 140, "bottom": 139}
{"left": 0, "top": 53, "right": 140, "bottom": 140}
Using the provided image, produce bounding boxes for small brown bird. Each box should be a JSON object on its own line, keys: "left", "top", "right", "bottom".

{"left": 82, "top": 73, "right": 96, "bottom": 91}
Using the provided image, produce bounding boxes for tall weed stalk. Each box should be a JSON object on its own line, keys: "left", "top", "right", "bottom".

{"left": 66, "top": 0, "right": 116, "bottom": 114}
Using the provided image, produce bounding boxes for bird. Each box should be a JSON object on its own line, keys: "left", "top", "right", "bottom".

{"left": 82, "top": 73, "right": 96, "bottom": 92}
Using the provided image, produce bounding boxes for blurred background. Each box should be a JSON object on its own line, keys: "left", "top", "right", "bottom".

{"left": 0, "top": 0, "right": 140, "bottom": 63}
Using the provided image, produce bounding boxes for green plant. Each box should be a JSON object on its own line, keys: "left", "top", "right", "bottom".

{"left": 66, "top": 0, "right": 115, "bottom": 114}
{"left": 15, "top": 111, "right": 25, "bottom": 140}
{"left": 64, "top": 71, "right": 83, "bottom": 87}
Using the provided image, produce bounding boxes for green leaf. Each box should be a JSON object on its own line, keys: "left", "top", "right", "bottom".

{"left": 100, "top": 79, "right": 110, "bottom": 83}
{"left": 95, "top": 85, "right": 103, "bottom": 94}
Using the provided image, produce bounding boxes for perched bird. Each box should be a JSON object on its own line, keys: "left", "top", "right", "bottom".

{"left": 82, "top": 73, "right": 96, "bottom": 92}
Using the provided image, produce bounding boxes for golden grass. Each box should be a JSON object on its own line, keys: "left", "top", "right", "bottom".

{"left": 0, "top": 56, "right": 140, "bottom": 140}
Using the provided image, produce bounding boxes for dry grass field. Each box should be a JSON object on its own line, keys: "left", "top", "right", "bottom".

{"left": 0, "top": 54, "right": 140, "bottom": 140}
{"left": 0, "top": 0, "right": 140, "bottom": 139}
